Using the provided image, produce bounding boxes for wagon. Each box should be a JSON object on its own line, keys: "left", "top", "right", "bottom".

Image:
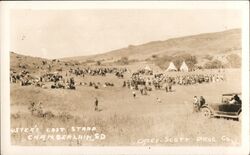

{"left": 200, "top": 93, "right": 242, "bottom": 121}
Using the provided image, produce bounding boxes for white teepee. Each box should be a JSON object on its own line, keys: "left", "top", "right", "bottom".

{"left": 166, "top": 62, "right": 177, "bottom": 72}
{"left": 180, "top": 61, "right": 189, "bottom": 72}
{"left": 144, "top": 65, "right": 151, "bottom": 71}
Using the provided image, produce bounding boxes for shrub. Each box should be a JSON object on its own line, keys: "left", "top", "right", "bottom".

{"left": 11, "top": 112, "right": 21, "bottom": 119}
{"left": 74, "top": 61, "right": 80, "bottom": 65}
{"left": 203, "top": 54, "right": 213, "bottom": 61}
{"left": 28, "top": 102, "right": 55, "bottom": 119}
{"left": 153, "top": 55, "right": 173, "bottom": 69}
{"left": 151, "top": 54, "right": 158, "bottom": 59}
{"left": 173, "top": 54, "right": 197, "bottom": 69}
{"left": 28, "top": 102, "right": 43, "bottom": 117}
{"left": 204, "top": 59, "right": 224, "bottom": 69}
{"left": 96, "top": 61, "right": 101, "bottom": 66}
{"left": 226, "top": 54, "right": 241, "bottom": 68}
{"left": 153, "top": 54, "right": 197, "bottom": 70}
{"left": 85, "top": 59, "right": 95, "bottom": 63}
{"left": 116, "top": 57, "right": 129, "bottom": 65}
{"left": 43, "top": 111, "right": 55, "bottom": 119}
{"left": 58, "top": 112, "right": 74, "bottom": 122}
{"left": 129, "top": 59, "right": 139, "bottom": 63}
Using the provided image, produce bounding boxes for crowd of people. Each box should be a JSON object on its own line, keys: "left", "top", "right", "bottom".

{"left": 10, "top": 70, "right": 44, "bottom": 87}
{"left": 153, "top": 73, "right": 225, "bottom": 86}
{"left": 82, "top": 81, "right": 115, "bottom": 89}
{"left": 11, "top": 66, "right": 124, "bottom": 87}
{"left": 10, "top": 70, "right": 29, "bottom": 84}
{"left": 137, "top": 68, "right": 153, "bottom": 75}
{"left": 11, "top": 67, "right": 226, "bottom": 92}
{"left": 10, "top": 70, "right": 76, "bottom": 89}
{"left": 50, "top": 77, "right": 76, "bottom": 89}
{"left": 11, "top": 66, "right": 230, "bottom": 113}
{"left": 122, "top": 72, "right": 225, "bottom": 97}
{"left": 170, "top": 74, "right": 225, "bottom": 85}
{"left": 68, "top": 67, "right": 127, "bottom": 78}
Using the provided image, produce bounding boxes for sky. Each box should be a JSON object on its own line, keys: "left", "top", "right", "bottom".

{"left": 10, "top": 9, "right": 241, "bottom": 59}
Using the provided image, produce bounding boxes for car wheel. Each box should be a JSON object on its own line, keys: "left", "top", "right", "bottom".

{"left": 238, "top": 112, "right": 242, "bottom": 122}
{"left": 201, "top": 107, "right": 212, "bottom": 118}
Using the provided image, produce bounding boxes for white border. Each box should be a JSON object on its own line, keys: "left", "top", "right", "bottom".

{"left": 1, "top": 1, "right": 249, "bottom": 155}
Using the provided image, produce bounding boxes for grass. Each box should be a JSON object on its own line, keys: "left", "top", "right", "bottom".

{"left": 10, "top": 69, "right": 241, "bottom": 146}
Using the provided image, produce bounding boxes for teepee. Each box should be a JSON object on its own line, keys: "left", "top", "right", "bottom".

{"left": 166, "top": 62, "right": 177, "bottom": 72}
{"left": 180, "top": 61, "right": 189, "bottom": 72}
{"left": 144, "top": 65, "right": 151, "bottom": 71}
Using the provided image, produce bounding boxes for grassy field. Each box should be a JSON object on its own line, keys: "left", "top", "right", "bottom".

{"left": 10, "top": 69, "right": 241, "bottom": 146}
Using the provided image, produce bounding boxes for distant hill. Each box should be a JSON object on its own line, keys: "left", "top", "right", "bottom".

{"left": 11, "top": 29, "right": 241, "bottom": 72}
{"left": 10, "top": 52, "right": 49, "bottom": 73}
{"left": 62, "top": 29, "right": 241, "bottom": 65}
{"left": 10, "top": 52, "right": 75, "bottom": 74}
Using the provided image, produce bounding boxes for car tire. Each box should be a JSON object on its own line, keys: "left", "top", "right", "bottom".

{"left": 238, "top": 112, "right": 242, "bottom": 122}
{"left": 201, "top": 107, "right": 212, "bottom": 118}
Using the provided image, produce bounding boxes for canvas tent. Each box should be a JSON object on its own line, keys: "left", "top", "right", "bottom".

{"left": 166, "top": 62, "right": 177, "bottom": 72}
{"left": 144, "top": 65, "right": 151, "bottom": 71}
{"left": 180, "top": 61, "right": 189, "bottom": 72}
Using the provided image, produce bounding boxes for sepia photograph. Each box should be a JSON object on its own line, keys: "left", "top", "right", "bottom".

{"left": 1, "top": 1, "right": 249, "bottom": 155}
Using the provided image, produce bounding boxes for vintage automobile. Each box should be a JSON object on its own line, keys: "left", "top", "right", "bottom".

{"left": 200, "top": 93, "right": 242, "bottom": 121}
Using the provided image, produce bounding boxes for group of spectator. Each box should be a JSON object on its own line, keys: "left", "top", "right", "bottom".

{"left": 68, "top": 67, "right": 127, "bottom": 78}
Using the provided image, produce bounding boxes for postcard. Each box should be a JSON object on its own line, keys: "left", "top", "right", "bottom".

{"left": 1, "top": 1, "right": 249, "bottom": 155}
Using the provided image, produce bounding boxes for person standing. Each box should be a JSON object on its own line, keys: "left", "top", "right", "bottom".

{"left": 193, "top": 96, "right": 199, "bottom": 112}
{"left": 163, "top": 81, "right": 168, "bottom": 92}
{"left": 168, "top": 80, "right": 173, "bottom": 92}
{"left": 199, "top": 96, "right": 206, "bottom": 110}
{"left": 132, "top": 91, "right": 136, "bottom": 98}
{"left": 123, "top": 81, "right": 126, "bottom": 87}
{"left": 94, "top": 98, "right": 99, "bottom": 111}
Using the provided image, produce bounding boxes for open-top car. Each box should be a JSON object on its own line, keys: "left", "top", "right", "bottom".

{"left": 200, "top": 93, "right": 242, "bottom": 121}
